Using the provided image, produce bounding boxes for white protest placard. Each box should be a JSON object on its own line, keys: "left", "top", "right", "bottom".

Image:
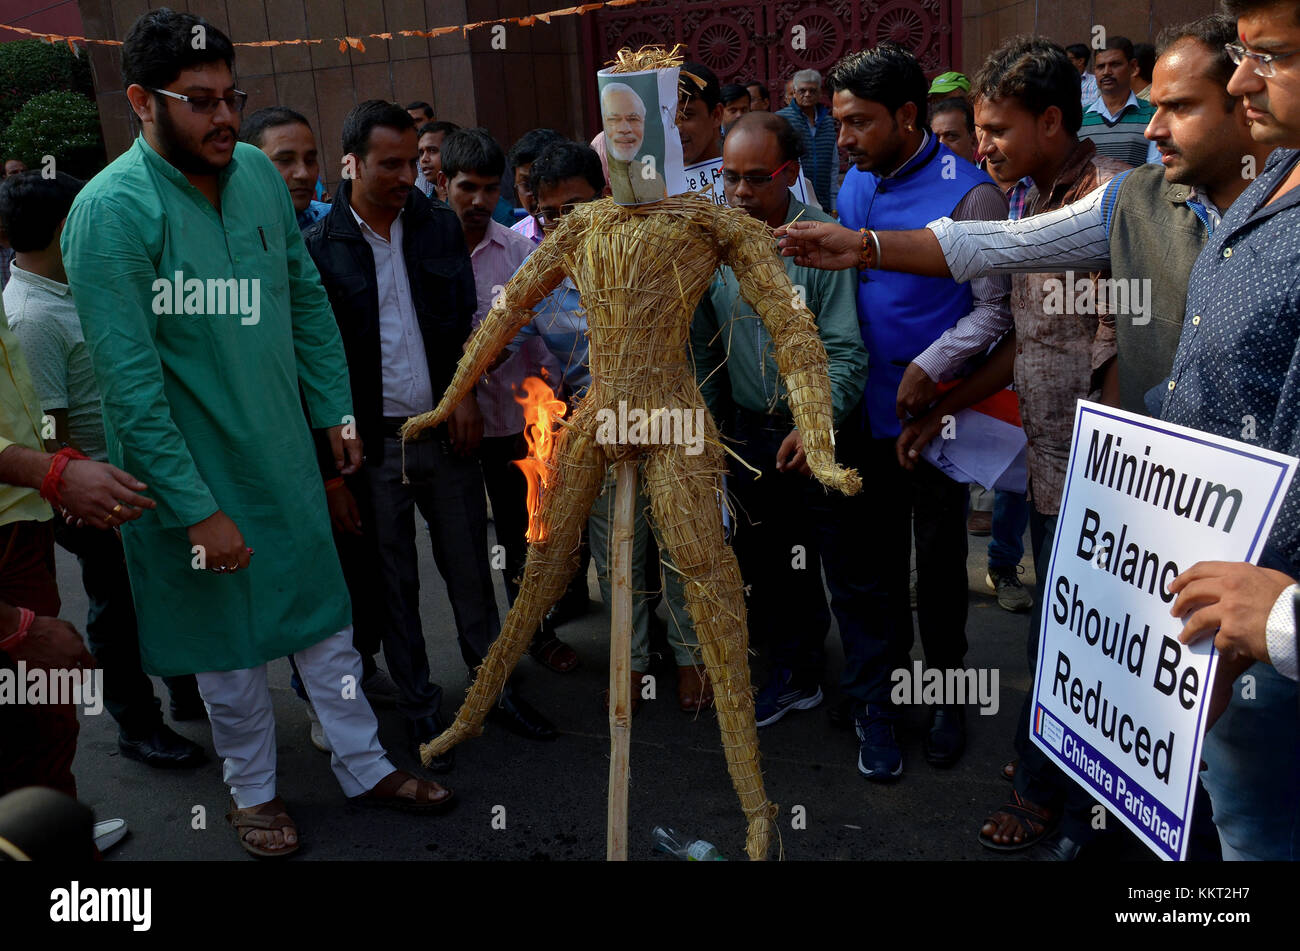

{"left": 682, "top": 156, "right": 810, "bottom": 208}
{"left": 1030, "top": 401, "right": 1296, "bottom": 861}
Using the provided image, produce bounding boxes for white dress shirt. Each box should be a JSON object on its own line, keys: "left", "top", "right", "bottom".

{"left": 349, "top": 205, "right": 434, "bottom": 417}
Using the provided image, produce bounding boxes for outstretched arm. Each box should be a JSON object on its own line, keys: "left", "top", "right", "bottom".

{"left": 718, "top": 209, "right": 861, "bottom": 496}
{"left": 402, "top": 226, "right": 570, "bottom": 439}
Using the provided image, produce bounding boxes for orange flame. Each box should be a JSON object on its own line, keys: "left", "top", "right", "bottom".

{"left": 513, "top": 376, "right": 567, "bottom": 544}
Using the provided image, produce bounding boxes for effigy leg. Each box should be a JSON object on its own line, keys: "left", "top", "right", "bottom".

{"left": 641, "top": 441, "right": 776, "bottom": 861}
{"left": 422, "top": 426, "right": 608, "bottom": 763}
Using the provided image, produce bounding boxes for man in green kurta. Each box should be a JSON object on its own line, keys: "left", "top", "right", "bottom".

{"left": 60, "top": 9, "right": 453, "bottom": 858}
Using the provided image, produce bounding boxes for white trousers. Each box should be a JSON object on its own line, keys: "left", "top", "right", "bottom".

{"left": 195, "top": 626, "right": 395, "bottom": 807}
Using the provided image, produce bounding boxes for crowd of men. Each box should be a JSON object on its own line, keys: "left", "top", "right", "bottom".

{"left": 0, "top": 0, "right": 1297, "bottom": 862}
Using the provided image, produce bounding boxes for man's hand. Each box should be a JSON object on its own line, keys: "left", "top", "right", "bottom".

{"left": 896, "top": 362, "right": 938, "bottom": 420}
{"left": 775, "top": 429, "right": 811, "bottom": 476}
{"left": 59, "top": 459, "right": 156, "bottom": 530}
{"left": 327, "top": 425, "right": 363, "bottom": 475}
{"left": 896, "top": 411, "right": 946, "bottom": 470}
{"left": 775, "top": 220, "right": 861, "bottom": 270}
{"left": 448, "top": 393, "right": 484, "bottom": 456}
{"left": 1169, "top": 561, "right": 1295, "bottom": 665}
{"left": 187, "top": 510, "right": 250, "bottom": 575}
{"left": 326, "top": 482, "right": 363, "bottom": 535}
{"left": 9, "top": 616, "right": 96, "bottom": 672}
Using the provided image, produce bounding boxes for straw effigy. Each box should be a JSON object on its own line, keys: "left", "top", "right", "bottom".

{"left": 402, "top": 48, "right": 859, "bottom": 862}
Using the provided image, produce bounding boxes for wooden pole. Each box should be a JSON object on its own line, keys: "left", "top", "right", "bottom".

{"left": 607, "top": 459, "right": 637, "bottom": 861}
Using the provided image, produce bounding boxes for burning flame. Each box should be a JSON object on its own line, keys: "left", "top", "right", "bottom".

{"left": 513, "top": 376, "right": 567, "bottom": 544}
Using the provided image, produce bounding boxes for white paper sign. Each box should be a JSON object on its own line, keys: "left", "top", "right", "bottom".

{"left": 681, "top": 156, "right": 810, "bottom": 208}
{"left": 1030, "top": 401, "right": 1296, "bottom": 860}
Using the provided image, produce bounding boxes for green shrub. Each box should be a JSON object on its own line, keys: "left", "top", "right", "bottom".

{"left": 0, "top": 90, "right": 106, "bottom": 179}
{"left": 0, "top": 41, "right": 95, "bottom": 131}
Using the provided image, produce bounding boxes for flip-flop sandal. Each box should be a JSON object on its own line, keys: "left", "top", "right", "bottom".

{"left": 226, "top": 796, "right": 299, "bottom": 859}
{"left": 677, "top": 665, "right": 714, "bottom": 713}
{"left": 977, "top": 790, "right": 1058, "bottom": 852}
{"left": 1001, "top": 759, "right": 1017, "bottom": 783}
{"left": 529, "top": 635, "right": 580, "bottom": 673}
{"left": 351, "top": 769, "right": 456, "bottom": 814}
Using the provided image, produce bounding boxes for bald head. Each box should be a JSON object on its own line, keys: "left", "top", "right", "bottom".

{"left": 726, "top": 111, "right": 804, "bottom": 162}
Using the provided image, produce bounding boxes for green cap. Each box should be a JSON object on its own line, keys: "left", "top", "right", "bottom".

{"left": 928, "top": 71, "right": 971, "bottom": 95}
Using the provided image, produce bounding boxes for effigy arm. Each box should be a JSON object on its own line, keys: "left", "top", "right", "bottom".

{"left": 402, "top": 230, "right": 570, "bottom": 439}
{"left": 719, "top": 210, "right": 862, "bottom": 496}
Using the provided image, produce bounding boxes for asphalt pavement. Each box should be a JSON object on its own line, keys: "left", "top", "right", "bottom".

{"left": 56, "top": 510, "right": 1152, "bottom": 862}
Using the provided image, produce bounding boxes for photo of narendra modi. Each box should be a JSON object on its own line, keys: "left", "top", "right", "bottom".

{"left": 596, "top": 67, "right": 686, "bottom": 205}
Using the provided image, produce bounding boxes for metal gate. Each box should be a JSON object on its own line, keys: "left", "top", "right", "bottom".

{"left": 584, "top": 0, "right": 958, "bottom": 107}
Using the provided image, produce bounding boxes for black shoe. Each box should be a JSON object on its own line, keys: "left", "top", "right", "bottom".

{"left": 923, "top": 704, "right": 966, "bottom": 767}
{"left": 1036, "top": 829, "right": 1085, "bottom": 861}
{"left": 118, "top": 724, "right": 208, "bottom": 768}
{"left": 488, "top": 686, "right": 558, "bottom": 741}
{"left": 407, "top": 714, "right": 455, "bottom": 773}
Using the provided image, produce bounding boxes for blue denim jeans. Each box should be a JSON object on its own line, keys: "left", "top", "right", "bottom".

{"left": 987, "top": 490, "right": 1029, "bottom": 570}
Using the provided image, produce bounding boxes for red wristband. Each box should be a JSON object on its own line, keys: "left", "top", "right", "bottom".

{"left": 0, "top": 607, "right": 35, "bottom": 652}
{"left": 39, "top": 447, "right": 89, "bottom": 507}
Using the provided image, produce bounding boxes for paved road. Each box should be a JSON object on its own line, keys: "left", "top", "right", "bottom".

{"left": 56, "top": 514, "right": 1151, "bottom": 861}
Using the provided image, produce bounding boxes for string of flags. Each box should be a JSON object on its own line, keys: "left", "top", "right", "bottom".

{"left": 0, "top": 0, "right": 651, "bottom": 55}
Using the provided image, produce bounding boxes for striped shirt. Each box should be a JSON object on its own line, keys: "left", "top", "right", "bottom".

{"left": 1079, "top": 91, "right": 1158, "bottom": 166}
{"left": 775, "top": 101, "right": 839, "bottom": 212}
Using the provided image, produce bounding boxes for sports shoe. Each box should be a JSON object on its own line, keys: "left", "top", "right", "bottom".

{"left": 754, "top": 668, "right": 823, "bottom": 727}
{"left": 855, "top": 705, "right": 902, "bottom": 781}
{"left": 987, "top": 564, "right": 1033, "bottom": 612}
{"left": 93, "top": 818, "right": 129, "bottom": 854}
{"left": 305, "top": 702, "right": 331, "bottom": 753}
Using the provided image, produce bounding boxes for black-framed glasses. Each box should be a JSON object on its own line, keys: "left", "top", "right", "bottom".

{"left": 1225, "top": 42, "right": 1300, "bottom": 78}
{"left": 720, "top": 159, "right": 794, "bottom": 188}
{"left": 149, "top": 87, "right": 248, "bottom": 115}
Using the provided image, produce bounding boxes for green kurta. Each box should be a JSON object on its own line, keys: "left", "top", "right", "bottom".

{"left": 61, "top": 137, "right": 353, "bottom": 676}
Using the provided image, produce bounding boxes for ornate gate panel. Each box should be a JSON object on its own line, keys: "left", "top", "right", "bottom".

{"left": 585, "top": 1, "right": 956, "bottom": 120}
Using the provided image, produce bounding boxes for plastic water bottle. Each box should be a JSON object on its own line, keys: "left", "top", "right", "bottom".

{"left": 651, "top": 825, "right": 725, "bottom": 861}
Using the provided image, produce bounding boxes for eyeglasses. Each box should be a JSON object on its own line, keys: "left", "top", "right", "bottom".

{"left": 720, "top": 159, "right": 794, "bottom": 188}
{"left": 537, "top": 202, "right": 587, "bottom": 232}
{"left": 1224, "top": 42, "right": 1300, "bottom": 78}
{"left": 149, "top": 87, "right": 248, "bottom": 115}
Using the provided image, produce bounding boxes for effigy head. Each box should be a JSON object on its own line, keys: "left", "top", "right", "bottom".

{"left": 597, "top": 45, "right": 695, "bottom": 206}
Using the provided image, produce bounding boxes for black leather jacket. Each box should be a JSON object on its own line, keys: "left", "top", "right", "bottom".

{"left": 302, "top": 181, "right": 476, "bottom": 468}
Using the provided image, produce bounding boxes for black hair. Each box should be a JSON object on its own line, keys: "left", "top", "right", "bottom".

{"left": 930, "top": 96, "right": 975, "bottom": 133}
{"left": 745, "top": 80, "right": 770, "bottom": 99}
{"left": 342, "top": 100, "right": 416, "bottom": 159}
{"left": 1223, "top": 0, "right": 1300, "bottom": 24}
{"left": 529, "top": 141, "right": 605, "bottom": 197}
{"left": 972, "top": 35, "right": 1084, "bottom": 135}
{"left": 1103, "top": 35, "right": 1136, "bottom": 63}
{"left": 405, "top": 101, "right": 434, "bottom": 120}
{"left": 728, "top": 112, "right": 806, "bottom": 162}
{"left": 827, "top": 43, "right": 927, "bottom": 124}
{"left": 121, "top": 8, "right": 235, "bottom": 92}
{"left": 1156, "top": 13, "right": 1242, "bottom": 108}
{"left": 1133, "top": 42, "right": 1156, "bottom": 81}
{"left": 1065, "top": 43, "right": 1091, "bottom": 64}
{"left": 439, "top": 128, "right": 505, "bottom": 180}
{"left": 680, "top": 61, "right": 721, "bottom": 110}
{"left": 418, "top": 120, "right": 461, "bottom": 140}
{"left": 507, "top": 129, "right": 566, "bottom": 170}
{"left": 0, "top": 171, "right": 84, "bottom": 252}
{"left": 720, "top": 83, "right": 751, "bottom": 106}
{"left": 241, "top": 106, "right": 312, "bottom": 147}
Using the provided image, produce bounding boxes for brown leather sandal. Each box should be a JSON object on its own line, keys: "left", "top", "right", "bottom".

{"left": 528, "top": 634, "right": 580, "bottom": 673}
{"left": 226, "top": 796, "right": 299, "bottom": 859}
{"left": 350, "top": 769, "right": 456, "bottom": 813}
{"left": 677, "top": 665, "right": 714, "bottom": 713}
